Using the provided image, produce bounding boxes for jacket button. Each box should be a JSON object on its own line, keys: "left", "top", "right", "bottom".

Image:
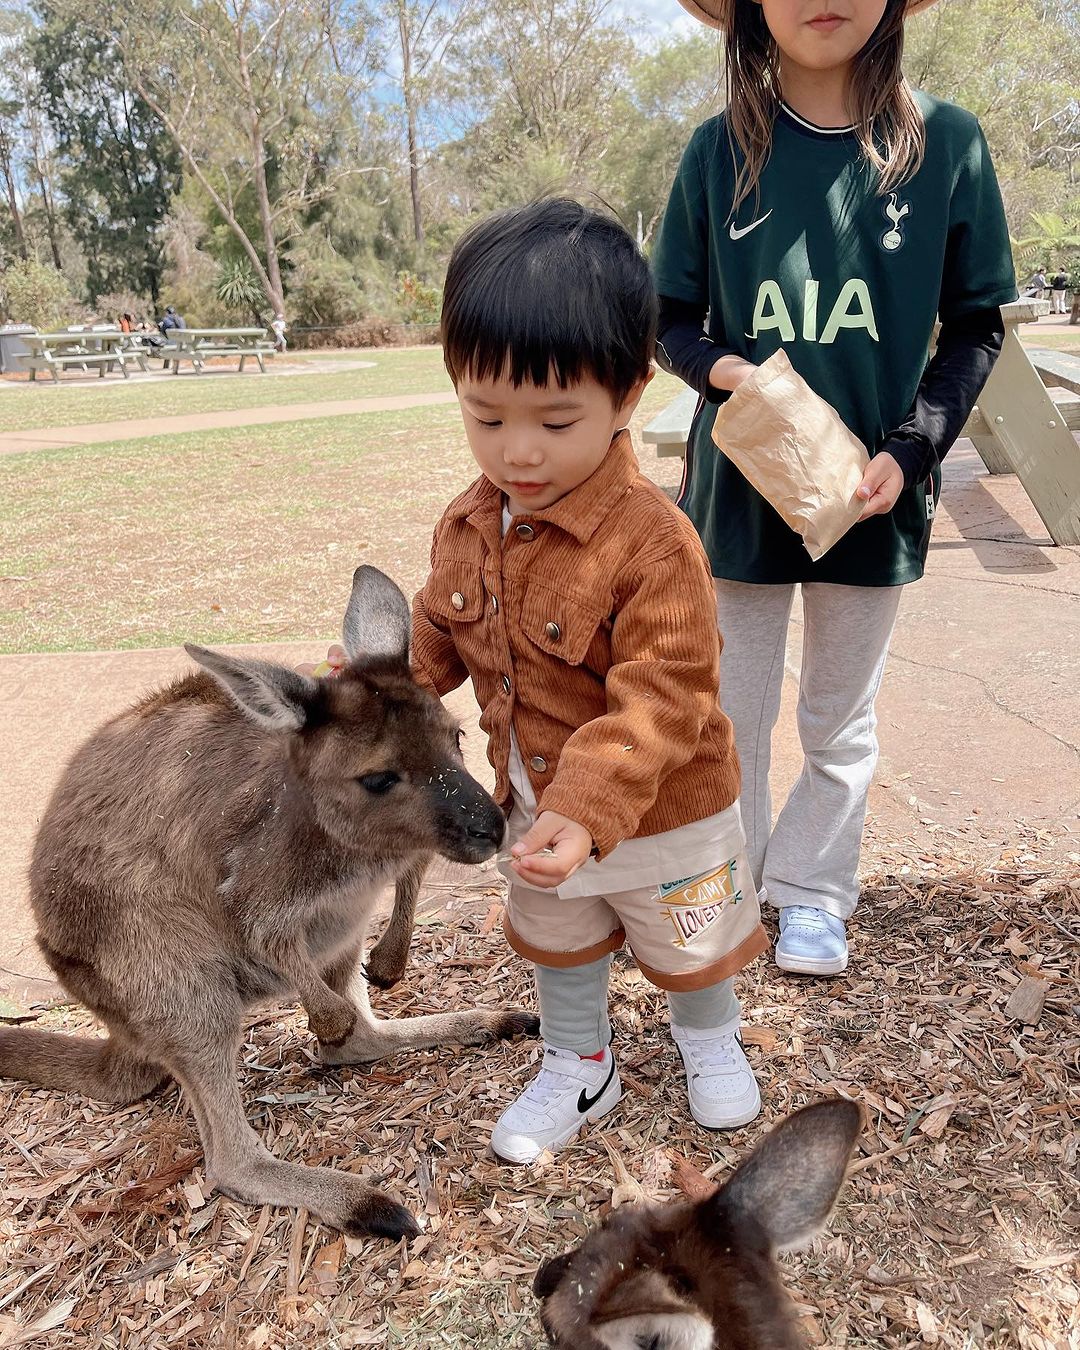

{"left": 501, "top": 674, "right": 512, "bottom": 694}
{"left": 491, "top": 594, "right": 499, "bottom": 614}
{"left": 529, "top": 755, "right": 547, "bottom": 773}
{"left": 451, "top": 592, "right": 465, "bottom": 611}
{"left": 545, "top": 621, "right": 561, "bottom": 641}
{"left": 515, "top": 523, "right": 535, "bottom": 540}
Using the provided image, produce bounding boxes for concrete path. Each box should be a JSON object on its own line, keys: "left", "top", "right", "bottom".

{"left": 2, "top": 442, "right": 1078, "bottom": 1010}
{"left": 0, "top": 390, "right": 459, "bottom": 456}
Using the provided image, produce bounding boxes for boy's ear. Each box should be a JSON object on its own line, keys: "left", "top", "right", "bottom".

{"left": 615, "top": 369, "right": 655, "bottom": 428}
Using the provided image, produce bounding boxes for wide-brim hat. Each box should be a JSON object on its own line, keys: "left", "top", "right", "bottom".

{"left": 677, "top": 0, "right": 938, "bottom": 28}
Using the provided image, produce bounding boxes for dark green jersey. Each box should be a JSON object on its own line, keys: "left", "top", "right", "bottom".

{"left": 652, "top": 93, "right": 1017, "bottom": 586}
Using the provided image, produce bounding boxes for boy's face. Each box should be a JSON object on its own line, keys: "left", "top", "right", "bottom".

{"left": 457, "top": 369, "right": 650, "bottom": 516}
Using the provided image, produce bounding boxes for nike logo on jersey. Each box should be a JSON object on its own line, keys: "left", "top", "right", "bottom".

{"left": 729, "top": 209, "right": 772, "bottom": 241}
{"left": 577, "top": 1056, "right": 617, "bottom": 1114}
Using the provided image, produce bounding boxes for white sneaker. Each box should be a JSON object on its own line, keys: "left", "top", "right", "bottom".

{"left": 775, "top": 905, "right": 849, "bottom": 975}
{"left": 671, "top": 1019, "right": 761, "bottom": 1130}
{"left": 490, "top": 1045, "right": 622, "bottom": 1164}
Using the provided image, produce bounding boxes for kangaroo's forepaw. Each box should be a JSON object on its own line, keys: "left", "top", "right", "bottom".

{"left": 361, "top": 955, "right": 405, "bottom": 991}
{"left": 308, "top": 1000, "right": 357, "bottom": 1048}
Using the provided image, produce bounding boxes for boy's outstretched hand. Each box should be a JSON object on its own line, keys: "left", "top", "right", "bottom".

{"left": 510, "top": 811, "right": 593, "bottom": 889}
{"left": 856, "top": 451, "right": 904, "bottom": 520}
{"left": 296, "top": 643, "right": 347, "bottom": 678}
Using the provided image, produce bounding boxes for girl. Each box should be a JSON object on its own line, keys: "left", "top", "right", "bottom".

{"left": 653, "top": 0, "right": 1016, "bottom": 975}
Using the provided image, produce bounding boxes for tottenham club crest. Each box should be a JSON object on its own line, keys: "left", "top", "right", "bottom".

{"left": 880, "top": 193, "right": 911, "bottom": 252}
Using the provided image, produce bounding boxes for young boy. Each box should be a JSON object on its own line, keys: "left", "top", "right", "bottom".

{"left": 407, "top": 198, "right": 768, "bottom": 1163}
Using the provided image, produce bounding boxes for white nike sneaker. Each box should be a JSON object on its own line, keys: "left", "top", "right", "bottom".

{"left": 671, "top": 1019, "right": 761, "bottom": 1130}
{"left": 490, "top": 1044, "right": 622, "bottom": 1165}
{"left": 775, "top": 905, "right": 849, "bottom": 975}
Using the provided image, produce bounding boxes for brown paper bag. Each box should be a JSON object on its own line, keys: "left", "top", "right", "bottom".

{"left": 711, "top": 349, "right": 869, "bottom": 561}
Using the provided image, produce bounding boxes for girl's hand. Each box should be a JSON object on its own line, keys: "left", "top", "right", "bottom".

{"left": 510, "top": 812, "right": 593, "bottom": 889}
{"left": 709, "top": 355, "right": 757, "bottom": 393}
{"left": 296, "top": 643, "right": 347, "bottom": 678}
{"left": 856, "top": 452, "right": 904, "bottom": 520}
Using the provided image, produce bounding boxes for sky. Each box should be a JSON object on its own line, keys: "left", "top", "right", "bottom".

{"left": 614, "top": 0, "right": 701, "bottom": 39}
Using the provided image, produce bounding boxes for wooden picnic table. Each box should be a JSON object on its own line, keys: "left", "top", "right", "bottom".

{"left": 24, "top": 330, "right": 149, "bottom": 383}
{"left": 158, "top": 327, "right": 275, "bottom": 374}
{"left": 643, "top": 299, "right": 1080, "bottom": 547}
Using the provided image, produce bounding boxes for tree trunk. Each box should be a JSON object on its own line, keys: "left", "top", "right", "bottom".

{"left": 398, "top": 0, "right": 424, "bottom": 247}
{"left": 406, "top": 100, "right": 423, "bottom": 247}
{"left": 0, "top": 128, "right": 29, "bottom": 261}
{"left": 29, "top": 137, "right": 63, "bottom": 271}
{"left": 249, "top": 117, "right": 286, "bottom": 315}
{"left": 132, "top": 78, "right": 279, "bottom": 315}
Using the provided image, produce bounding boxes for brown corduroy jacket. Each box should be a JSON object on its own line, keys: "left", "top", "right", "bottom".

{"left": 411, "top": 432, "right": 741, "bottom": 859}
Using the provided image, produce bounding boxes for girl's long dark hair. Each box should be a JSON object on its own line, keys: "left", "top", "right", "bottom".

{"left": 721, "top": 0, "right": 925, "bottom": 213}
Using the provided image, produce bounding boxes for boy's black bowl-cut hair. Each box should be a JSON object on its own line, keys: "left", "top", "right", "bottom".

{"left": 441, "top": 198, "right": 658, "bottom": 404}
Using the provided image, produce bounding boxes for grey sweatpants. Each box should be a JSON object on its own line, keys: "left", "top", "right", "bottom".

{"left": 715, "top": 580, "right": 902, "bottom": 922}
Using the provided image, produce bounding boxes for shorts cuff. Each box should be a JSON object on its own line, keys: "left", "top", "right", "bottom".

{"left": 633, "top": 923, "right": 770, "bottom": 992}
{"left": 502, "top": 911, "right": 625, "bottom": 968}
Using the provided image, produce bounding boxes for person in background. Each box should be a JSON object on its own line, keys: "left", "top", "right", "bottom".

{"left": 271, "top": 313, "right": 287, "bottom": 353}
{"left": 159, "top": 305, "right": 186, "bottom": 335}
{"left": 1049, "top": 268, "right": 1068, "bottom": 315}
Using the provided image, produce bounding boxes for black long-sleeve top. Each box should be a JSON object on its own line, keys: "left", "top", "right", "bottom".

{"left": 656, "top": 295, "right": 1004, "bottom": 489}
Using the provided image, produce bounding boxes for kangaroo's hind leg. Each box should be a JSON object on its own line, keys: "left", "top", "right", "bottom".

{"left": 155, "top": 992, "right": 419, "bottom": 1240}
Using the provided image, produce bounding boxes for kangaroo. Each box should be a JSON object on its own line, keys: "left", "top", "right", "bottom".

{"left": 0, "top": 566, "right": 537, "bottom": 1241}
{"left": 534, "top": 1098, "right": 861, "bottom": 1350}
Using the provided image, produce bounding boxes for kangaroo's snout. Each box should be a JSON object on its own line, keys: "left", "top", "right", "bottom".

{"left": 427, "top": 767, "right": 505, "bottom": 863}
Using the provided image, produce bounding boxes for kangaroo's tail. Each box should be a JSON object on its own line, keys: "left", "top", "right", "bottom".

{"left": 0, "top": 1027, "right": 166, "bottom": 1104}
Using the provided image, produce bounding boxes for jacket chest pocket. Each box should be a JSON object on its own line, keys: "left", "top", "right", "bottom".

{"left": 427, "top": 562, "right": 487, "bottom": 627}
{"left": 519, "top": 579, "right": 610, "bottom": 668}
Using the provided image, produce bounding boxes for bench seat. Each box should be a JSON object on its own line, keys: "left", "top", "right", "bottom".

{"left": 1028, "top": 347, "right": 1080, "bottom": 396}
{"left": 27, "top": 351, "right": 132, "bottom": 382}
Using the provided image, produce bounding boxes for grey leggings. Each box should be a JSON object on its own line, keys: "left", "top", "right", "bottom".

{"left": 533, "top": 956, "right": 739, "bottom": 1056}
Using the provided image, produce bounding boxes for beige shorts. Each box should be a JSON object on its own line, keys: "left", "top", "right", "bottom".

{"left": 504, "top": 848, "right": 769, "bottom": 992}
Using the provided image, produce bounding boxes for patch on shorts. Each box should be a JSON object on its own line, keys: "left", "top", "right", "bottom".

{"left": 657, "top": 859, "right": 743, "bottom": 949}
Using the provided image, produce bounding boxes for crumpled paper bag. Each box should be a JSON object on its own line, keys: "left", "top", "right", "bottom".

{"left": 711, "top": 349, "right": 869, "bottom": 561}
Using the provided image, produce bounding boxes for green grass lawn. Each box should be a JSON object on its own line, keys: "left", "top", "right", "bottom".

{"left": 0, "top": 373, "right": 682, "bottom": 654}
{"left": 0, "top": 346, "right": 451, "bottom": 434}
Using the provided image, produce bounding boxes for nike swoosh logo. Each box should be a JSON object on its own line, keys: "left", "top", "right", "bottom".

{"left": 577, "top": 1056, "right": 617, "bottom": 1114}
{"left": 729, "top": 209, "right": 772, "bottom": 241}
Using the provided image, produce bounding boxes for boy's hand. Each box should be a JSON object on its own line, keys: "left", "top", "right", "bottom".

{"left": 856, "top": 452, "right": 904, "bottom": 520}
{"left": 296, "top": 643, "right": 347, "bottom": 678}
{"left": 511, "top": 812, "right": 593, "bottom": 889}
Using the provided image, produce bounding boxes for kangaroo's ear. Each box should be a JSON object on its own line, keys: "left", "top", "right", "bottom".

{"left": 342, "top": 566, "right": 411, "bottom": 663}
{"left": 186, "top": 645, "right": 318, "bottom": 731}
{"left": 711, "top": 1098, "right": 861, "bottom": 1252}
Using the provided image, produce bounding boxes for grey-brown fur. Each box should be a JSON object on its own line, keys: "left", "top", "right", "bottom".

{"left": 0, "top": 566, "right": 537, "bottom": 1241}
{"left": 534, "top": 1098, "right": 862, "bottom": 1349}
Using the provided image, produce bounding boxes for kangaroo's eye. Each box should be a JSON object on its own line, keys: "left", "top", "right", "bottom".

{"left": 359, "top": 771, "right": 400, "bottom": 794}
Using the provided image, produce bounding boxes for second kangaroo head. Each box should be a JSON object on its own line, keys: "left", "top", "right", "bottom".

{"left": 187, "top": 565, "right": 504, "bottom": 866}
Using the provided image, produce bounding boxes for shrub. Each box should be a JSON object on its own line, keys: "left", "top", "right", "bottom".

{"left": 1, "top": 259, "right": 80, "bottom": 330}
{"left": 398, "top": 271, "right": 441, "bottom": 325}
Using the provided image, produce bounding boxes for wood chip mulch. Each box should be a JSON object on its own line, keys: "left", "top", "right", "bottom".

{"left": 2, "top": 838, "right": 1077, "bottom": 1349}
